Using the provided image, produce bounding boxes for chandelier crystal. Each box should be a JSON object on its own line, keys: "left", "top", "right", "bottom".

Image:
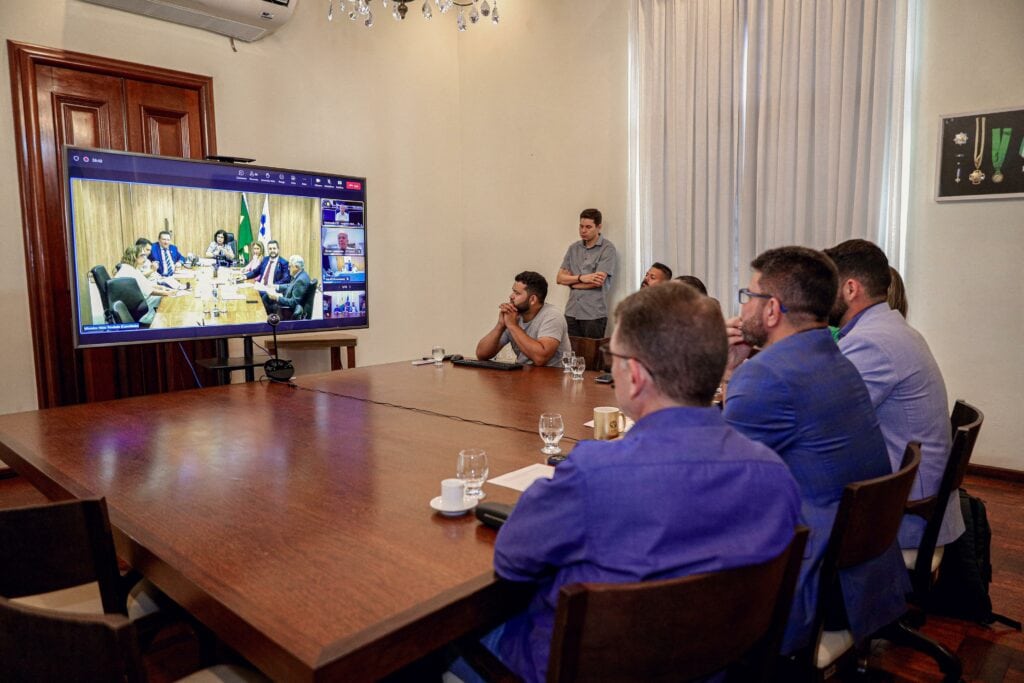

{"left": 328, "top": 0, "right": 500, "bottom": 31}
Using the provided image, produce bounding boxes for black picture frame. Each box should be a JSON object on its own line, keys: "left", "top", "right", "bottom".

{"left": 936, "top": 106, "right": 1024, "bottom": 201}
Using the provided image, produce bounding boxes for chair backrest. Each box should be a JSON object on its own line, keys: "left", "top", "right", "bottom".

{"left": 807, "top": 444, "right": 921, "bottom": 660}
{"left": 107, "top": 278, "right": 150, "bottom": 323}
{"left": 569, "top": 336, "right": 609, "bottom": 372}
{"left": 0, "top": 595, "right": 146, "bottom": 683}
{"left": 906, "top": 400, "right": 984, "bottom": 598}
{"left": 547, "top": 527, "right": 809, "bottom": 683}
{"left": 0, "top": 498, "right": 125, "bottom": 615}
{"left": 296, "top": 278, "right": 318, "bottom": 320}
{"left": 91, "top": 265, "right": 112, "bottom": 311}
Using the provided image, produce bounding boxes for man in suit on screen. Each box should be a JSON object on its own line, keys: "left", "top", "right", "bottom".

{"left": 259, "top": 255, "right": 311, "bottom": 318}
{"left": 246, "top": 240, "right": 290, "bottom": 285}
{"left": 148, "top": 230, "right": 185, "bottom": 277}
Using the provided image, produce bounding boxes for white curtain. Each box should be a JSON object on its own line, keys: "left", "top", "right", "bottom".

{"left": 630, "top": 0, "right": 911, "bottom": 312}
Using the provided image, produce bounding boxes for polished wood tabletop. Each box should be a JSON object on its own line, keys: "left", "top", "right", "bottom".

{"left": 295, "top": 360, "right": 620, "bottom": 442}
{"left": 152, "top": 266, "right": 267, "bottom": 329}
{"left": 0, "top": 376, "right": 578, "bottom": 681}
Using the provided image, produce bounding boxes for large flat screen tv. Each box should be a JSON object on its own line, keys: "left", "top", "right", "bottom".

{"left": 64, "top": 146, "right": 368, "bottom": 348}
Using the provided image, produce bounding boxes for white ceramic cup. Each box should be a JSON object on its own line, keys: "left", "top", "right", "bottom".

{"left": 441, "top": 478, "right": 465, "bottom": 509}
{"left": 593, "top": 406, "right": 625, "bottom": 440}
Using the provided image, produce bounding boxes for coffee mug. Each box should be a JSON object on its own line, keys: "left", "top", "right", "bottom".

{"left": 593, "top": 406, "right": 625, "bottom": 440}
{"left": 441, "top": 478, "right": 465, "bottom": 509}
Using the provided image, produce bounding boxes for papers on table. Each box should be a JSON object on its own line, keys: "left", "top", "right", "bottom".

{"left": 582, "top": 417, "right": 636, "bottom": 431}
{"left": 219, "top": 291, "right": 248, "bottom": 301}
{"left": 489, "top": 464, "right": 554, "bottom": 492}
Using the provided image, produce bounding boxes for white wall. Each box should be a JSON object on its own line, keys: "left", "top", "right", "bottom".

{"left": 907, "top": 0, "right": 1024, "bottom": 470}
{"left": 0, "top": 0, "right": 628, "bottom": 403}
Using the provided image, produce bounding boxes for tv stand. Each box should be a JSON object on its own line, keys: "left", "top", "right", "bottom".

{"left": 196, "top": 337, "right": 270, "bottom": 384}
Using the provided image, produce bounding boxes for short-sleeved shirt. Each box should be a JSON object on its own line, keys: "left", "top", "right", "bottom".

{"left": 497, "top": 303, "right": 571, "bottom": 367}
{"left": 560, "top": 236, "right": 616, "bottom": 320}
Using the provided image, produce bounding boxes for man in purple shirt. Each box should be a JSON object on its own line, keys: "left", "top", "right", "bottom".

{"left": 488, "top": 281, "right": 802, "bottom": 683}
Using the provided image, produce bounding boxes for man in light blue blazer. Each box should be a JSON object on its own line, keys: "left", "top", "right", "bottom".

{"left": 825, "top": 239, "right": 964, "bottom": 550}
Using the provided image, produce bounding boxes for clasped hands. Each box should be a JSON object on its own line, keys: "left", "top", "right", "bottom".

{"left": 496, "top": 302, "right": 519, "bottom": 329}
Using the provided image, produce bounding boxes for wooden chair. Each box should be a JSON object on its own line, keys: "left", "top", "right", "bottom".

{"left": 904, "top": 400, "right": 983, "bottom": 602}
{"left": 794, "top": 444, "right": 921, "bottom": 679}
{"left": 0, "top": 498, "right": 163, "bottom": 624}
{"left": 569, "top": 336, "right": 609, "bottom": 371}
{"left": 0, "top": 595, "right": 267, "bottom": 682}
{"left": 462, "top": 527, "right": 809, "bottom": 682}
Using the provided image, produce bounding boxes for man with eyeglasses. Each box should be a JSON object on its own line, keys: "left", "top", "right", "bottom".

{"left": 463, "top": 282, "right": 802, "bottom": 683}
{"left": 721, "top": 246, "right": 909, "bottom": 656}
{"left": 824, "top": 239, "right": 962, "bottom": 553}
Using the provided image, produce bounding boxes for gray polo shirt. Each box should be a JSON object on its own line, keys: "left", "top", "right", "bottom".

{"left": 498, "top": 303, "right": 572, "bottom": 367}
{"left": 561, "top": 236, "right": 616, "bottom": 320}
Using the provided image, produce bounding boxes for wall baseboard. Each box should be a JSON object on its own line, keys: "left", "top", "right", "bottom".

{"left": 967, "top": 463, "right": 1024, "bottom": 484}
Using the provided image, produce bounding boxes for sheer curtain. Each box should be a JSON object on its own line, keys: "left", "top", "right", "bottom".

{"left": 630, "top": 0, "right": 911, "bottom": 312}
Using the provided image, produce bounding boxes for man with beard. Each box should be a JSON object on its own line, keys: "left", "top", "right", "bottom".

{"left": 824, "top": 239, "right": 962, "bottom": 552}
{"left": 720, "top": 246, "right": 909, "bottom": 656}
{"left": 640, "top": 262, "right": 672, "bottom": 288}
{"left": 475, "top": 271, "right": 571, "bottom": 367}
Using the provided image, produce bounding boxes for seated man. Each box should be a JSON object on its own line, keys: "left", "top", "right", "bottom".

{"left": 721, "top": 246, "right": 910, "bottom": 655}
{"left": 640, "top": 262, "right": 672, "bottom": 288}
{"left": 824, "top": 239, "right": 962, "bottom": 550}
{"left": 148, "top": 230, "right": 185, "bottom": 277}
{"left": 475, "top": 271, "right": 571, "bottom": 367}
{"left": 483, "top": 282, "right": 802, "bottom": 682}
{"left": 258, "top": 255, "right": 310, "bottom": 317}
{"left": 246, "top": 240, "right": 290, "bottom": 285}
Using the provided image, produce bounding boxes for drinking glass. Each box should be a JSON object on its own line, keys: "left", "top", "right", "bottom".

{"left": 560, "top": 350, "right": 574, "bottom": 373}
{"left": 539, "top": 413, "right": 564, "bottom": 455}
{"left": 457, "top": 448, "right": 489, "bottom": 499}
{"left": 432, "top": 345, "right": 445, "bottom": 366}
{"left": 571, "top": 355, "right": 586, "bottom": 381}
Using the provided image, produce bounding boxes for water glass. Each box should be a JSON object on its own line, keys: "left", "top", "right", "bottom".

{"left": 539, "top": 413, "right": 564, "bottom": 455}
{"left": 570, "top": 355, "right": 586, "bottom": 381}
{"left": 560, "top": 350, "right": 574, "bottom": 373}
{"left": 457, "top": 448, "right": 489, "bottom": 499}
{"left": 432, "top": 345, "right": 445, "bottom": 366}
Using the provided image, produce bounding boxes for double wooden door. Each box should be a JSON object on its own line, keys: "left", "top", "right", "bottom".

{"left": 8, "top": 41, "right": 220, "bottom": 407}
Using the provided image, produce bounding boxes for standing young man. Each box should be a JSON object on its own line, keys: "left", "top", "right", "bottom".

{"left": 556, "top": 208, "right": 616, "bottom": 338}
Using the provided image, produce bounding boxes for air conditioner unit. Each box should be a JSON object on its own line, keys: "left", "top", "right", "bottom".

{"left": 79, "top": 0, "right": 296, "bottom": 42}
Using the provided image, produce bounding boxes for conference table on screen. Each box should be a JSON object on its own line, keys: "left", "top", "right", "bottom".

{"left": 0, "top": 360, "right": 619, "bottom": 681}
{"left": 150, "top": 265, "right": 267, "bottom": 329}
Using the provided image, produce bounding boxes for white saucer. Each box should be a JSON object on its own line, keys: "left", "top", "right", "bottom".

{"left": 430, "top": 496, "right": 479, "bottom": 517}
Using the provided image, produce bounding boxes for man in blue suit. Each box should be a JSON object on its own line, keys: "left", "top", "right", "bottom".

{"left": 825, "top": 239, "right": 963, "bottom": 551}
{"left": 259, "top": 255, "right": 311, "bottom": 318}
{"left": 149, "top": 230, "right": 185, "bottom": 277}
{"left": 246, "top": 240, "right": 290, "bottom": 286}
{"left": 722, "top": 246, "right": 909, "bottom": 655}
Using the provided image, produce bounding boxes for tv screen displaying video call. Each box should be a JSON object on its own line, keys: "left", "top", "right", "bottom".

{"left": 64, "top": 146, "right": 369, "bottom": 348}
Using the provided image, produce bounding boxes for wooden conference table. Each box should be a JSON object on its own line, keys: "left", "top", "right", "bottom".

{"left": 151, "top": 265, "right": 267, "bottom": 329}
{"left": 0, "top": 361, "right": 617, "bottom": 681}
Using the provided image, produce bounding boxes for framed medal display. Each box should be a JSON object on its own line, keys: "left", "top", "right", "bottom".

{"left": 936, "top": 105, "right": 1024, "bottom": 201}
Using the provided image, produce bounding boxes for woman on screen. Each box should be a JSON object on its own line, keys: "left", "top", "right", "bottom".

{"left": 241, "top": 240, "right": 266, "bottom": 276}
{"left": 114, "top": 246, "right": 175, "bottom": 306}
{"left": 205, "top": 229, "right": 235, "bottom": 266}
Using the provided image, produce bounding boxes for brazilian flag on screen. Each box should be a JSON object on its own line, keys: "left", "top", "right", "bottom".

{"left": 238, "top": 195, "right": 254, "bottom": 264}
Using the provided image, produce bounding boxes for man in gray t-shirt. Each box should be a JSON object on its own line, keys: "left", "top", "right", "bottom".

{"left": 556, "top": 208, "right": 617, "bottom": 339}
{"left": 475, "top": 271, "right": 572, "bottom": 368}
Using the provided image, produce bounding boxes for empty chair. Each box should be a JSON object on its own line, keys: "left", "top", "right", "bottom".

{"left": 461, "top": 527, "right": 808, "bottom": 682}
{"left": 0, "top": 595, "right": 268, "bottom": 682}
{"left": 91, "top": 264, "right": 116, "bottom": 323}
{"left": 293, "top": 277, "right": 319, "bottom": 320}
{"left": 569, "top": 335, "right": 608, "bottom": 371}
{"left": 793, "top": 444, "right": 921, "bottom": 679}
{"left": 107, "top": 277, "right": 156, "bottom": 326}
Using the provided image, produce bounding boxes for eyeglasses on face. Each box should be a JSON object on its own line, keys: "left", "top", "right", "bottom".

{"left": 737, "top": 288, "right": 788, "bottom": 313}
{"left": 599, "top": 343, "right": 656, "bottom": 378}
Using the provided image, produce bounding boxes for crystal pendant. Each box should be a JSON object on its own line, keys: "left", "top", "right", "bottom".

{"left": 392, "top": 4, "right": 401, "bottom": 19}
{"left": 456, "top": 8, "right": 466, "bottom": 31}
{"left": 422, "top": 0, "right": 431, "bottom": 19}
{"left": 349, "top": 9, "right": 359, "bottom": 20}
{"left": 480, "top": 0, "right": 490, "bottom": 17}
{"left": 365, "top": 9, "right": 374, "bottom": 26}
{"left": 358, "top": 0, "right": 369, "bottom": 15}
{"left": 491, "top": 2, "right": 499, "bottom": 24}
{"left": 469, "top": 5, "right": 479, "bottom": 23}
{"left": 440, "top": 0, "right": 452, "bottom": 14}
{"left": 381, "top": 0, "right": 388, "bottom": 6}
{"left": 328, "top": 0, "right": 334, "bottom": 20}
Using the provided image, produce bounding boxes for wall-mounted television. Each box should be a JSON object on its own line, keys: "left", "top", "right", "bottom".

{"left": 64, "top": 146, "right": 368, "bottom": 348}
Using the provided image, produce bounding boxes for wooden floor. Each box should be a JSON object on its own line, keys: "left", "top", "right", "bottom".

{"left": 1, "top": 470, "right": 1021, "bottom": 681}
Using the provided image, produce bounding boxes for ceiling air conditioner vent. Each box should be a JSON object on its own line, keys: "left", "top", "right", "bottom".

{"left": 79, "top": 0, "right": 296, "bottom": 42}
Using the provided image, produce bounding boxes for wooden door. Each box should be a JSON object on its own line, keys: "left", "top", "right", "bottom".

{"left": 8, "top": 41, "right": 220, "bottom": 408}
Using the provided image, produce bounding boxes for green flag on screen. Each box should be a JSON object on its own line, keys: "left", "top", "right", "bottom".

{"left": 238, "top": 195, "right": 254, "bottom": 264}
